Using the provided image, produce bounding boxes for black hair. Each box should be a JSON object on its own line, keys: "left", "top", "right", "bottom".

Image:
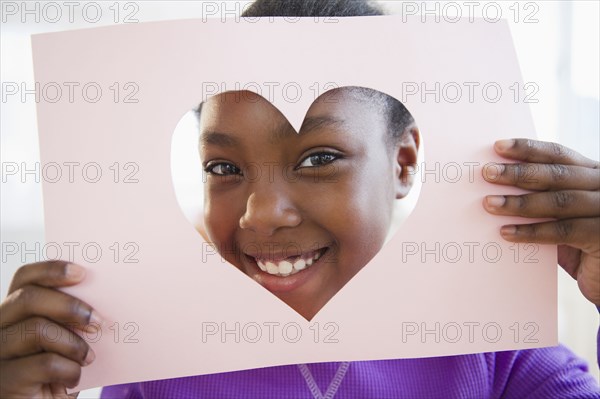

{"left": 242, "top": 0, "right": 385, "bottom": 17}
{"left": 197, "top": 0, "right": 415, "bottom": 143}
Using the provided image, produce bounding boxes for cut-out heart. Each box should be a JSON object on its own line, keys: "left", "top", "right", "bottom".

{"left": 172, "top": 86, "right": 422, "bottom": 320}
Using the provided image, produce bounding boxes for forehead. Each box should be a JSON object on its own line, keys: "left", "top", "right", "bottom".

{"left": 199, "top": 89, "right": 388, "bottom": 137}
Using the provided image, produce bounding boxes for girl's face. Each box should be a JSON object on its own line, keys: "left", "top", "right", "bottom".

{"left": 199, "top": 90, "right": 412, "bottom": 320}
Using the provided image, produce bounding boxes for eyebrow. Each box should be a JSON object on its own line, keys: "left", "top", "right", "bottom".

{"left": 300, "top": 116, "right": 346, "bottom": 135}
{"left": 270, "top": 116, "right": 347, "bottom": 144}
{"left": 199, "top": 116, "right": 347, "bottom": 148}
{"left": 199, "top": 131, "right": 240, "bottom": 148}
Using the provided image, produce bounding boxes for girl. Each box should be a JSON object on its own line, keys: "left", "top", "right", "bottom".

{"left": 197, "top": 88, "right": 418, "bottom": 320}
{"left": 1, "top": 1, "right": 599, "bottom": 397}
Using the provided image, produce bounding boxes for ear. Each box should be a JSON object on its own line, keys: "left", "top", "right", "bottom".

{"left": 393, "top": 124, "right": 420, "bottom": 199}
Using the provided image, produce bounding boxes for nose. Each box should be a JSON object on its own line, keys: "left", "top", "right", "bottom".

{"left": 239, "top": 184, "right": 302, "bottom": 236}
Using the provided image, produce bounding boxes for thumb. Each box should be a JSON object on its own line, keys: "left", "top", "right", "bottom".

{"left": 557, "top": 244, "right": 581, "bottom": 279}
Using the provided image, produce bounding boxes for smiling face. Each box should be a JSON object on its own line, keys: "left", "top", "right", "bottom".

{"left": 198, "top": 88, "right": 417, "bottom": 320}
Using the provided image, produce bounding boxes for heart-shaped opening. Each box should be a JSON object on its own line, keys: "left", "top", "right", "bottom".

{"left": 172, "top": 86, "right": 423, "bottom": 320}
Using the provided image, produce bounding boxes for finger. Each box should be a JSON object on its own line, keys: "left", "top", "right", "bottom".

{"left": 8, "top": 261, "right": 86, "bottom": 295}
{"left": 51, "top": 383, "right": 69, "bottom": 399}
{"left": 50, "top": 383, "right": 80, "bottom": 399}
{"left": 494, "top": 138, "right": 600, "bottom": 169}
{"left": 557, "top": 244, "right": 581, "bottom": 278}
{"left": 0, "top": 285, "right": 102, "bottom": 331}
{"left": 499, "top": 218, "right": 600, "bottom": 250}
{"left": 483, "top": 190, "right": 600, "bottom": 218}
{"left": 0, "top": 352, "right": 82, "bottom": 389}
{"left": 482, "top": 163, "right": 600, "bottom": 191}
{"left": 0, "top": 317, "right": 94, "bottom": 366}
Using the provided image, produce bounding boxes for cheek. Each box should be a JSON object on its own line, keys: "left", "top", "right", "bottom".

{"left": 335, "top": 163, "right": 393, "bottom": 252}
{"left": 310, "top": 167, "right": 391, "bottom": 250}
{"left": 203, "top": 192, "right": 241, "bottom": 247}
{"left": 349, "top": 157, "right": 393, "bottom": 207}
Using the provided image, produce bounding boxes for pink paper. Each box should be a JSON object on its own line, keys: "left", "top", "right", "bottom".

{"left": 31, "top": 16, "right": 556, "bottom": 391}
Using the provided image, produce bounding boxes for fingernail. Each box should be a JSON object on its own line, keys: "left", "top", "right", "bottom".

{"left": 65, "top": 263, "right": 85, "bottom": 280}
{"left": 484, "top": 164, "right": 504, "bottom": 180}
{"left": 83, "top": 348, "right": 96, "bottom": 366}
{"left": 486, "top": 195, "right": 506, "bottom": 208}
{"left": 501, "top": 225, "right": 517, "bottom": 236}
{"left": 495, "top": 139, "right": 515, "bottom": 151}
{"left": 88, "top": 310, "right": 104, "bottom": 331}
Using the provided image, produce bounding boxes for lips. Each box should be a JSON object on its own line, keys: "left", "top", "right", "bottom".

{"left": 244, "top": 246, "right": 327, "bottom": 274}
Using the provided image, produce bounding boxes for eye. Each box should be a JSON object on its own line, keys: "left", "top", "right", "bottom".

{"left": 297, "top": 152, "right": 340, "bottom": 169}
{"left": 204, "top": 162, "right": 242, "bottom": 176}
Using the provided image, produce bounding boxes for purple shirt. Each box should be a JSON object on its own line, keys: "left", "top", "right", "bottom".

{"left": 102, "top": 339, "right": 600, "bottom": 398}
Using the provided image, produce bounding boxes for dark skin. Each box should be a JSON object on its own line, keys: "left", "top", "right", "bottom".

{"left": 0, "top": 261, "right": 96, "bottom": 399}
{"left": 482, "top": 139, "right": 600, "bottom": 304}
{"left": 1, "top": 139, "right": 598, "bottom": 397}
{"left": 199, "top": 89, "right": 418, "bottom": 320}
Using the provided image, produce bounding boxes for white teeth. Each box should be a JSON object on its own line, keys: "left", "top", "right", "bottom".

{"left": 253, "top": 249, "right": 325, "bottom": 276}
{"left": 265, "top": 262, "right": 278, "bottom": 275}
{"left": 293, "top": 259, "right": 306, "bottom": 271}
{"left": 279, "top": 261, "right": 293, "bottom": 275}
{"left": 257, "top": 260, "right": 267, "bottom": 272}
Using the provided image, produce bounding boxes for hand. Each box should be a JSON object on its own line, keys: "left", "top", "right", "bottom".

{"left": 482, "top": 138, "right": 600, "bottom": 306}
{"left": 0, "top": 261, "right": 100, "bottom": 398}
